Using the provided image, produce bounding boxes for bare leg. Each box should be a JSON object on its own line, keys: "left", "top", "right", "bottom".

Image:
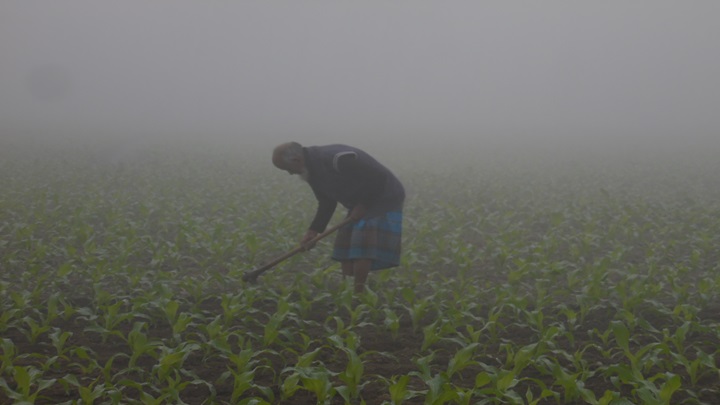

{"left": 353, "top": 259, "right": 372, "bottom": 294}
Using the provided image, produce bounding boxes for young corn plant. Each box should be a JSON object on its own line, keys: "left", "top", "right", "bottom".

{"left": 446, "top": 343, "right": 480, "bottom": 378}
{"left": 335, "top": 346, "right": 366, "bottom": 403}
{"left": 0, "top": 339, "right": 17, "bottom": 375}
{"left": 125, "top": 321, "right": 161, "bottom": 368}
{"left": 0, "top": 308, "right": 21, "bottom": 335}
{"left": 163, "top": 299, "right": 196, "bottom": 341}
{"left": 263, "top": 297, "right": 291, "bottom": 346}
{"left": 295, "top": 366, "right": 338, "bottom": 405}
{"left": 280, "top": 346, "right": 325, "bottom": 401}
{"left": 59, "top": 375, "right": 112, "bottom": 405}
{"left": 328, "top": 332, "right": 369, "bottom": 402}
{"left": 409, "top": 353, "right": 464, "bottom": 405}
{"left": 632, "top": 373, "right": 682, "bottom": 405}
{"left": 534, "top": 356, "right": 595, "bottom": 404}
{"left": 220, "top": 292, "right": 246, "bottom": 327}
{"left": 195, "top": 315, "right": 235, "bottom": 356}
{"left": 82, "top": 299, "right": 135, "bottom": 343}
{"left": 67, "top": 346, "right": 101, "bottom": 377}
{"left": 48, "top": 328, "right": 73, "bottom": 359}
{"left": 156, "top": 369, "right": 219, "bottom": 405}
{"left": 0, "top": 365, "right": 57, "bottom": 404}
{"left": 221, "top": 348, "right": 256, "bottom": 402}
{"left": 20, "top": 315, "right": 52, "bottom": 344}
{"left": 218, "top": 346, "right": 275, "bottom": 403}
{"left": 474, "top": 367, "right": 524, "bottom": 403}
{"left": 403, "top": 298, "right": 432, "bottom": 334}
{"left": 671, "top": 349, "right": 715, "bottom": 388}
{"left": 421, "top": 319, "right": 456, "bottom": 352}
{"left": 383, "top": 308, "right": 401, "bottom": 340}
{"left": 383, "top": 374, "right": 423, "bottom": 405}
{"left": 151, "top": 342, "right": 200, "bottom": 383}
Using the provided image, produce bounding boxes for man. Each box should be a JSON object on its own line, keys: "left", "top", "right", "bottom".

{"left": 271, "top": 142, "right": 405, "bottom": 293}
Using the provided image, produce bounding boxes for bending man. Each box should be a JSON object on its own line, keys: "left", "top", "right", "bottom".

{"left": 272, "top": 142, "right": 405, "bottom": 293}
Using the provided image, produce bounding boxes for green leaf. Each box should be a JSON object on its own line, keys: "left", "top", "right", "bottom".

{"left": 388, "top": 375, "right": 411, "bottom": 403}
{"left": 659, "top": 373, "right": 681, "bottom": 404}
{"left": 497, "top": 370, "right": 517, "bottom": 391}
{"left": 165, "top": 300, "right": 179, "bottom": 322}
{"left": 610, "top": 321, "right": 630, "bottom": 353}
{"left": 475, "top": 372, "right": 492, "bottom": 388}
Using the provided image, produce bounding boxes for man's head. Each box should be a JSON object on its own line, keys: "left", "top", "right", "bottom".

{"left": 272, "top": 142, "right": 309, "bottom": 181}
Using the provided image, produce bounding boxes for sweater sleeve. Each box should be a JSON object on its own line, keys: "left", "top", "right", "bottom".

{"left": 308, "top": 186, "right": 337, "bottom": 233}
{"left": 334, "top": 152, "right": 387, "bottom": 207}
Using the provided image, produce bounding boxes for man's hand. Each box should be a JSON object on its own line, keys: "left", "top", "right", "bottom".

{"left": 300, "top": 229, "right": 319, "bottom": 250}
{"left": 349, "top": 204, "right": 367, "bottom": 221}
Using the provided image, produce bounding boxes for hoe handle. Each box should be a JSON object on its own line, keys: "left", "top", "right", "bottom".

{"left": 242, "top": 217, "right": 354, "bottom": 282}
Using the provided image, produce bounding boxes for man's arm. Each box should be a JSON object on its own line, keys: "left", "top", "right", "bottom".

{"left": 299, "top": 189, "right": 337, "bottom": 250}
{"left": 308, "top": 188, "right": 337, "bottom": 233}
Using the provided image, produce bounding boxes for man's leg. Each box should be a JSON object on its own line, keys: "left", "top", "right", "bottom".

{"left": 353, "top": 259, "right": 372, "bottom": 293}
{"left": 341, "top": 261, "right": 354, "bottom": 278}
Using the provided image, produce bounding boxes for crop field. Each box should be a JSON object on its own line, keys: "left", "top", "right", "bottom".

{"left": 1, "top": 140, "right": 719, "bottom": 404}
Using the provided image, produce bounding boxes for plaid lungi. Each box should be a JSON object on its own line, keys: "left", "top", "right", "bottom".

{"left": 332, "top": 211, "right": 403, "bottom": 270}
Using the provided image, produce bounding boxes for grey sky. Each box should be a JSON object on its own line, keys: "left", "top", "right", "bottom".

{"left": 2, "top": 1, "right": 719, "bottom": 149}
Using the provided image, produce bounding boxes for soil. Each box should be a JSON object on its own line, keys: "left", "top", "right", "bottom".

{"left": 2, "top": 277, "right": 720, "bottom": 404}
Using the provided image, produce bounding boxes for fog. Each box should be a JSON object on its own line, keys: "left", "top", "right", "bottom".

{"left": 2, "top": 1, "right": 719, "bottom": 160}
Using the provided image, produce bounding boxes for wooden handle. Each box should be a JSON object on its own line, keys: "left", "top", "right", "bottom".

{"left": 242, "top": 217, "right": 354, "bottom": 282}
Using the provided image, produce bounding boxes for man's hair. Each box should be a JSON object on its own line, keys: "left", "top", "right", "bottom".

{"left": 280, "top": 142, "right": 303, "bottom": 165}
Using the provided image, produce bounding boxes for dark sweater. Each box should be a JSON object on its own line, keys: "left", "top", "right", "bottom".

{"left": 303, "top": 145, "right": 405, "bottom": 232}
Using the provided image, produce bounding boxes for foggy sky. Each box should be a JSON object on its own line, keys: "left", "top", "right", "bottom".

{"left": 2, "top": 1, "right": 719, "bottom": 151}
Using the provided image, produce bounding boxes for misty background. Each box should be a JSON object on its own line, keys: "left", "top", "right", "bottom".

{"left": 1, "top": 1, "right": 719, "bottom": 163}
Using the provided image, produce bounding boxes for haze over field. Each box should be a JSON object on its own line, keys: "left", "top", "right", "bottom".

{"left": 4, "top": 4, "right": 720, "bottom": 403}
{"left": 1, "top": 1, "right": 719, "bottom": 160}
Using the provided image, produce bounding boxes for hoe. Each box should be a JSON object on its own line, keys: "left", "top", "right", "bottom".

{"left": 242, "top": 217, "right": 354, "bottom": 282}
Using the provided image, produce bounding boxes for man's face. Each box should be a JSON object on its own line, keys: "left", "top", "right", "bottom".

{"left": 287, "top": 162, "right": 309, "bottom": 182}
{"left": 283, "top": 163, "right": 302, "bottom": 175}
{"left": 276, "top": 158, "right": 309, "bottom": 181}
